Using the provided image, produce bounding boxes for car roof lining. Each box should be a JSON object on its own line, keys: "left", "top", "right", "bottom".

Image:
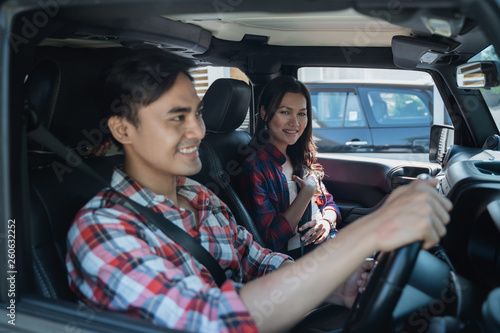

{"left": 22, "top": 1, "right": 492, "bottom": 73}
{"left": 164, "top": 9, "right": 412, "bottom": 47}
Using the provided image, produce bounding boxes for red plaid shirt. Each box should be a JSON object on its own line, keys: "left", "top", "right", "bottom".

{"left": 66, "top": 167, "right": 289, "bottom": 332}
{"left": 239, "top": 144, "right": 341, "bottom": 252}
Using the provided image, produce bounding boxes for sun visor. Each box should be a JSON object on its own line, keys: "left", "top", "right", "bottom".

{"left": 392, "top": 35, "right": 460, "bottom": 69}
{"left": 72, "top": 17, "right": 212, "bottom": 56}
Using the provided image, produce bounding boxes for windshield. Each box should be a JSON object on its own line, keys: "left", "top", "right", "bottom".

{"left": 469, "top": 45, "right": 500, "bottom": 130}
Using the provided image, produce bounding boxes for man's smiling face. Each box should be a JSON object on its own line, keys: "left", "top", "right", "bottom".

{"left": 121, "top": 72, "right": 206, "bottom": 179}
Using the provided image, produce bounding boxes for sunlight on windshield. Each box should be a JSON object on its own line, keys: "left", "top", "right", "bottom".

{"left": 469, "top": 45, "right": 500, "bottom": 130}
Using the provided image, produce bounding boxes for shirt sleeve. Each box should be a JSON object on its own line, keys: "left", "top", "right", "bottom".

{"left": 239, "top": 162, "right": 296, "bottom": 252}
{"left": 224, "top": 208, "right": 291, "bottom": 281}
{"left": 66, "top": 206, "right": 258, "bottom": 333}
{"left": 316, "top": 180, "right": 342, "bottom": 226}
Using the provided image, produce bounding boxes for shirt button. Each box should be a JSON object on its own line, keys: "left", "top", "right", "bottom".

{"left": 153, "top": 195, "right": 166, "bottom": 203}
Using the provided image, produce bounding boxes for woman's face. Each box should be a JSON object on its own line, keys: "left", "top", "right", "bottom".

{"left": 262, "top": 92, "right": 308, "bottom": 153}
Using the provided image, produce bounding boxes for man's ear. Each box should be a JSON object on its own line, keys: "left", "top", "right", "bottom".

{"left": 108, "top": 116, "right": 133, "bottom": 145}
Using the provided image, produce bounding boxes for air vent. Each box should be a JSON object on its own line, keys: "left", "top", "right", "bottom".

{"left": 475, "top": 162, "right": 500, "bottom": 176}
{"left": 387, "top": 166, "right": 432, "bottom": 190}
{"left": 476, "top": 167, "right": 500, "bottom": 176}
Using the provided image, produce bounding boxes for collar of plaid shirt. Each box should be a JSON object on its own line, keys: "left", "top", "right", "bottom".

{"left": 263, "top": 143, "right": 286, "bottom": 166}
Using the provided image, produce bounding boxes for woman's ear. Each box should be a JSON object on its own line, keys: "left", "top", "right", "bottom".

{"left": 108, "top": 116, "right": 132, "bottom": 145}
{"left": 260, "top": 106, "right": 266, "bottom": 122}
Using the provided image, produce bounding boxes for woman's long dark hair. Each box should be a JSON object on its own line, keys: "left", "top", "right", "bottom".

{"left": 252, "top": 75, "right": 323, "bottom": 178}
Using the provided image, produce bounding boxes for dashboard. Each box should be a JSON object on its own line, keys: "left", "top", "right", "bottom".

{"left": 436, "top": 145, "right": 500, "bottom": 310}
{"left": 383, "top": 145, "right": 500, "bottom": 332}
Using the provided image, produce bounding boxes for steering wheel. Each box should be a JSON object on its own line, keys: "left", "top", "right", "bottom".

{"left": 343, "top": 242, "right": 422, "bottom": 333}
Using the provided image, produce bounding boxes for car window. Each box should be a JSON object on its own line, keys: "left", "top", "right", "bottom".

{"left": 364, "top": 89, "right": 431, "bottom": 126}
{"left": 310, "top": 90, "right": 366, "bottom": 128}
{"left": 344, "top": 93, "right": 366, "bottom": 127}
{"left": 299, "top": 67, "right": 449, "bottom": 162}
{"left": 469, "top": 45, "right": 500, "bottom": 131}
{"left": 310, "top": 91, "right": 348, "bottom": 128}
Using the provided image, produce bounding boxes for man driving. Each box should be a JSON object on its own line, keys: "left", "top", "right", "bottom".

{"left": 66, "top": 46, "right": 452, "bottom": 333}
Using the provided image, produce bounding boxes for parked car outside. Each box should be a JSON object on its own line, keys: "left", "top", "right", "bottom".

{"left": 306, "top": 82, "right": 450, "bottom": 154}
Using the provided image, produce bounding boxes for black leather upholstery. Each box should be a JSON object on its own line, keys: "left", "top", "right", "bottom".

{"left": 30, "top": 156, "right": 121, "bottom": 300}
{"left": 192, "top": 79, "right": 265, "bottom": 245}
{"left": 26, "top": 54, "right": 122, "bottom": 300}
{"left": 202, "top": 79, "right": 250, "bottom": 133}
{"left": 26, "top": 57, "right": 112, "bottom": 150}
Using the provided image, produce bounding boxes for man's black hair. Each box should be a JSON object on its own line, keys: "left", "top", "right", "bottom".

{"left": 103, "top": 45, "right": 195, "bottom": 147}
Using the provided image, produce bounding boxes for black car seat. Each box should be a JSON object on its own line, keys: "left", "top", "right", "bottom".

{"left": 192, "top": 78, "right": 265, "bottom": 245}
{"left": 26, "top": 52, "right": 123, "bottom": 300}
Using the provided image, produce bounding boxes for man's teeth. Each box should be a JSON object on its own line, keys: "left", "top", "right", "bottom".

{"left": 179, "top": 146, "right": 198, "bottom": 154}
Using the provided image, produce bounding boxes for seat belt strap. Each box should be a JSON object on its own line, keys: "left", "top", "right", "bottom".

{"left": 296, "top": 183, "right": 312, "bottom": 257}
{"left": 28, "top": 124, "right": 108, "bottom": 185}
{"left": 110, "top": 191, "right": 227, "bottom": 287}
{"left": 25, "top": 108, "right": 227, "bottom": 287}
{"left": 298, "top": 204, "right": 312, "bottom": 257}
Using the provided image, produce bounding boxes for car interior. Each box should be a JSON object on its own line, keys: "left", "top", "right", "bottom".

{"left": 2, "top": 0, "right": 500, "bottom": 332}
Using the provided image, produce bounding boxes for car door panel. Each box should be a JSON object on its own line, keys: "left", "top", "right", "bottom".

{"left": 317, "top": 154, "right": 440, "bottom": 226}
{"left": 313, "top": 127, "right": 373, "bottom": 152}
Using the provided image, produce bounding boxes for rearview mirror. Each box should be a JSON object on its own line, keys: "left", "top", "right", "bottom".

{"left": 456, "top": 61, "right": 500, "bottom": 88}
{"left": 429, "top": 124, "right": 454, "bottom": 164}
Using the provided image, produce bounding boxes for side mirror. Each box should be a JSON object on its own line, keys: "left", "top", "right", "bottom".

{"left": 429, "top": 124, "right": 454, "bottom": 164}
{"left": 456, "top": 61, "right": 500, "bottom": 88}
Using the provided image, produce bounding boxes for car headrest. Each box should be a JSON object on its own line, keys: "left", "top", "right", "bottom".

{"left": 26, "top": 58, "right": 61, "bottom": 135}
{"left": 372, "top": 100, "right": 388, "bottom": 122}
{"left": 26, "top": 56, "right": 112, "bottom": 151}
{"left": 202, "top": 78, "right": 251, "bottom": 133}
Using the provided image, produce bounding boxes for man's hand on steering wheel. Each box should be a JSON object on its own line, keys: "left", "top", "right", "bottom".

{"left": 342, "top": 179, "right": 453, "bottom": 333}
{"left": 368, "top": 179, "right": 452, "bottom": 252}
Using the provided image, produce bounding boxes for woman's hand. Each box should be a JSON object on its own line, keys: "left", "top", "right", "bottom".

{"left": 88, "top": 139, "right": 113, "bottom": 156}
{"left": 293, "top": 174, "right": 321, "bottom": 198}
{"left": 298, "top": 218, "right": 331, "bottom": 245}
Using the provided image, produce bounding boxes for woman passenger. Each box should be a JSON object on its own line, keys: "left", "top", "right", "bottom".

{"left": 238, "top": 76, "right": 341, "bottom": 258}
